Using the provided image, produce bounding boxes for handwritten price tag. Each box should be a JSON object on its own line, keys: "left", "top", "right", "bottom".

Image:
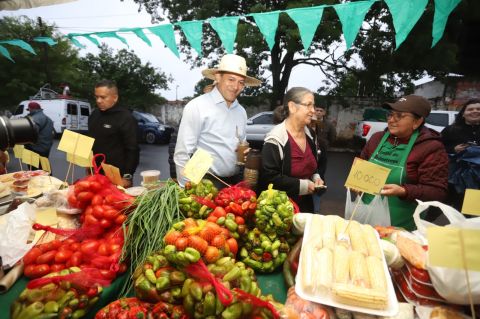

{"left": 462, "top": 189, "right": 480, "bottom": 216}
{"left": 345, "top": 157, "right": 390, "bottom": 195}
{"left": 183, "top": 148, "right": 213, "bottom": 184}
{"left": 58, "top": 130, "right": 94, "bottom": 159}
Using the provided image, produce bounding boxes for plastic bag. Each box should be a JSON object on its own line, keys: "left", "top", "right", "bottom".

{"left": 344, "top": 188, "right": 391, "bottom": 227}
{"left": 283, "top": 287, "right": 331, "bottom": 319}
{"left": 413, "top": 200, "right": 480, "bottom": 304}
{"left": 0, "top": 202, "right": 36, "bottom": 268}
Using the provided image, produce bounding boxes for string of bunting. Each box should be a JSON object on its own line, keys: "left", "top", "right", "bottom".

{"left": 0, "top": 0, "right": 461, "bottom": 62}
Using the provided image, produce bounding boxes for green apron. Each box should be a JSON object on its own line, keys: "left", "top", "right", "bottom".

{"left": 364, "top": 130, "right": 419, "bottom": 231}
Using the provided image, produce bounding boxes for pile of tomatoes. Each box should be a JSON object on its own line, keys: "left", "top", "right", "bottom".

{"left": 214, "top": 186, "right": 257, "bottom": 217}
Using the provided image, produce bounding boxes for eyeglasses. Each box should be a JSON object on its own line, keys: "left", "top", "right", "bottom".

{"left": 296, "top": 102, "right": 315, "bottom": 110}
{"left": 386, "top": 111, "right": 414, "bottom": 121}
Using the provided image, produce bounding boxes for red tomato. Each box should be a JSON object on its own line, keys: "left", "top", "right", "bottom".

{"left": 99, "top": 218, "right": 112, "bottom": 229}
{"left": 108, "top": 243, "right": 122, "bottom": 254}
{"left": 226, "top": 238, "right": 238, "bottom": 255}
{"left": 50, "top": 264, "right": 66, "bottom": 273}
{"left": 97, "top": 243, "right": 109, "bottom": 256}
{"left": 107, "top": 236, "right": 124, "bottom": 246}
{"left": 114, "top": 214, "right": 127, "bottom": 225}
{"left": 23, "top": 247, "right": 42, "bottom": 265}
{"left": 69, "top": 252, "right": 83, "bottom": 266}
{"left": 24, "top": 264, "right": 36, "bottom": 277}
{"left": 104, "top": 195, "right": 119, "bottom": 205}
{"left": 68, "top": 194, "right": 79, "bottom": 207}
{"left": 36, "top": 250, "right": 57, "bottom": 264}
{"left": 212, "top": 207, "right": 226, "bottom": 218}
{"left": 77, "top": 191, "right": 94, "bottom": 203}
{"left": 84, "top": 214, "right": 99, "bottom": 226}
{"left": 70, "top": 242, "right": 81, "bottom": 251}
{"left": 206, "top": 215, "right": 217, "bottom": 223}
{"left": 83, "top": 206, "right": 93, "bottom": 217}
{"left": 89, "top": 181, "right": 103, "bottom": 192}
{"left": 92, "top": 205, "right": 105, "bottom": 219}
{"left": 91, "top": 194, "right": 104, "bottom": 206}
{"left": 81, "top": 240, "right": 100, "bottom": 255}
{"left": 118, "top": 262, "right": 128, "bottom": 274}
{"left": 32, "top": 264, "right": 51, "bottom": 278}
{"left": 99, "top": 269, "right": 116, "bottom": 280}
{"left": 74, "top": 181, "right": 91, "bottom": 194}
{"left": 55, "top": 250, "right": 73, "bottom": 263}
{"left": 103, "top": 209, "right": 120, "bottom": 220}
{"left": 62, "top": 238, "right": 76, "bottom": 246}
{"left": 234, "top": 216, "right": 245, "bottom": 225}
{"left": 39, "top": 239, "right": 61, "bottom": 252}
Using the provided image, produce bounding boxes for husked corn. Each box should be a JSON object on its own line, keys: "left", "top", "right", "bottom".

{"left": 301, "top": 244, "right": 317, "bottom": 292}
{"left": 322, "top": 215, "right": 337, "bottom": 250}
{"left": 333, "top": 245, "right": 350, "bottom": 284}
{"left": 349, "top": 250, "right": 370, "bottom": 288}
{"left": 348, "top": 221, "right": 369, "bottom": 256}
{"left": 308, "top": 215, "right": 323, "bottom": 248}
{"left": 366, "top": 256, "right": 387, "bottom": 291}
{"left": 332, "top": 283, "right": 388, "bottom": 310}
{"left": 362, "top": 224, "right": 382, "bottom": 259}
{"left": 316, "top": 247, "right": 333, "bottom": 291}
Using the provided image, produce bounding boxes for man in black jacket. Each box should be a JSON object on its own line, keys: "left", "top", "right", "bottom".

{"left": 88, "top": 80, "right": 139, "bottom": 187}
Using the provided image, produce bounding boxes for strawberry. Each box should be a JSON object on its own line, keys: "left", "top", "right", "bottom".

{"left": 204, "top": 246, "right": 220, "bottom": 264}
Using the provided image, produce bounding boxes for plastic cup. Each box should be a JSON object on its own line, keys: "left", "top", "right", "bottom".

{"left": 236, "top": 141, "right": 249, "bottom": 165}
{"left": 140, "top": 170, "right": 160, "bottom": 184}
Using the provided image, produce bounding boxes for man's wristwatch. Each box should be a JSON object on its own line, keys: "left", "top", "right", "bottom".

{"left": 123, "top": 174, "right": 133, "bottom": 180}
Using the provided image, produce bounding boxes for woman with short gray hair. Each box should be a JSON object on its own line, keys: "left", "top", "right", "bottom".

{"left": 259, "top": 87, "right": 325, "bottom": 212}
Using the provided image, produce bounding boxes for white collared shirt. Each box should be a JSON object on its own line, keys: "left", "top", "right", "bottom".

{"left": 174, "top": 86, "right": 247, "bottom": 186}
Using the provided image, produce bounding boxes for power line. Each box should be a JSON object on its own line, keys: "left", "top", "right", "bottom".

{"left": 40, "top": 13, "right": 142, "bottom": 20}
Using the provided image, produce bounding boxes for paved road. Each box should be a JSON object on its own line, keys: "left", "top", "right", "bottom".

{"left": 7, "top": 141, "right": 356, "bottom": 216}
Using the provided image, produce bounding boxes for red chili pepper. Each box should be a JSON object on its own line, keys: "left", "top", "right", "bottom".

{"left": 263, "top": 252, "right": 273, "bottom": 262}
{"left": 229, "top": 202, "right": 243, "bottom": 215}
{"left": 241, "top": 201, "right": 250, "bottom": 211}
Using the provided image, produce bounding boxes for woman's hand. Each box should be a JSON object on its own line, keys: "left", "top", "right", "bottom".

{"left": 454, "top": 143, "right": 469, "bottom": 153}
{"left": 314, "top": 177, "right": 324, "bottom": 187}
{"left": 307, "top": 181, "right": 316, "bottom": 194}
{"left": 380, "top": 184, "right": 406, "bottom": 197}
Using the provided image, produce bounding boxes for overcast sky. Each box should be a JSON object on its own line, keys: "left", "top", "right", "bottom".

{"left": 0, "top": 0, "right": 331, "bottom": 101}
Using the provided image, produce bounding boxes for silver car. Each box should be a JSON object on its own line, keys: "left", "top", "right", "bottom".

{"left": 246, "top": 111, "right": 274, "bottom": 148}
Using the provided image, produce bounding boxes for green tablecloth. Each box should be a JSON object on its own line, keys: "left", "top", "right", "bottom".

{"left": 0, "top": 270, "right": 287, "bottom": 318}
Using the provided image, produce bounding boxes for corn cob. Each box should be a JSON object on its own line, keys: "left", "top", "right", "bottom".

{"left": 335, "top": 217, "right": 347, "bottom": 239}
{"left": 333, "top": 245, "right": 350, "bottom": 284}
{"left": 348, "top": 221, "right": 369, "bottom": 256}
{"left": 366, "top": 256, "right": 387, "bottom": 291}
{"left": 301, "top": 244, "right": 317, "bottom": 292}
{"left": 331, "top": 283, "right": 388, "bottom": 310}
{"left": 362, "top": 224, "right": 382, "bottom": 259}
{"left": 322, "top": 215, "right": 337, "bottom": 250}
{"left": 349, "top": 250, "right": 370, "bottom": 288}
{"left": 316, "top": 247, "right": 333, "bottom": 291}
{"left": 308, "top": 215, "right": 323, "bottom": 248}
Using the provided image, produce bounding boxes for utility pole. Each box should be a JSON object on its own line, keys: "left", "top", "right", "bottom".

{"left": 175, "top": 85, "right": 179, "bottom": 101}
{"left": 37, "top": 17, "right": 52, "bottom": 84}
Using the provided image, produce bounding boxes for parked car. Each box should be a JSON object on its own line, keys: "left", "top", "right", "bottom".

{"left": 132, "top": 110, "right": 173, "bottom": 144}
{"left": 354, "top": 109, "right": 458, "bottom": 149}
{"left": 245, "top": 111, "right": 274, "bottom": 149}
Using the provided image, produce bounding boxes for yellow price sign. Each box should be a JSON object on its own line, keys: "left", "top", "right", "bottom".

{"left": 462, "top": 189, "right": 480, "bottom": 216}
{"left": 21, "top": 149, "right": 33, "bottom": 165}
{"left": 13, "top": 145, "right": 24, "bottom": 158}
{"left": 183, "top": 148, "right": 213, "bottom": 184}
{"left": 30, "top": 152, "right": 40, "bottom": 168}
{"left": 66, "top": 152, "right": 93, "bottom": 168}
{"left": 40, "top": 156, "right": 51, "bottom": 173}
{"left": 427, "top": 226, "right": 480, "bottom": 272}
{"left": 344, "top": 157, "right": 391, "bottom": 195}
{"left": 58, "top": 130, "right": 94, "bottom": 159}
{"left": 102, "top": 163, "right": 123, "bottom": 186}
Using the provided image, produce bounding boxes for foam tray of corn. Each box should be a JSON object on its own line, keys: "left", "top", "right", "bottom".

{"left": 295, "top": 214, "right": 399, "bottom": 317}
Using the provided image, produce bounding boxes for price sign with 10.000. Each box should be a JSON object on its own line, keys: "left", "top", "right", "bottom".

{"left": 344, "top": 157, "right": 391, "bottom": 195}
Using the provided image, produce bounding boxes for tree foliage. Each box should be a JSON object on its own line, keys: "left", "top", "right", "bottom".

{"left": 131, "top": 0, "right": 475, "bottom": 107}
{"left": 77, "top": 45, "right": 171, "bottom": 110}
{"left": 0, "top": 16, "right": 80, "bottom": 110}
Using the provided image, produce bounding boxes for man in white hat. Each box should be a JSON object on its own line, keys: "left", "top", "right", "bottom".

{"left": 174, "top": 54, "right": 261, "bottom": 187}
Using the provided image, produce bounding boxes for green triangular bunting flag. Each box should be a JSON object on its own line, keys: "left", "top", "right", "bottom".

{"left": 334, "top": 0, "right": 374, "bottom": 49}
{"left": 33, "top": 37, "right": 57, "bottom": 46}
{"left": 120, "top": 28, "right": 152, "bottom": 47}
{"left": 1, "top": 39, "right": 36, "bottom": 55}
{"left": 97, "top": 32, "right": 129, "bottom": 47}
{"left": 251, "top": 11, "right": 280, "bottom": 51}
{"left": 431, "top": 0, "right": 461, "bottom": 47}
{"left": 385, "top": 0, "right": 429, "bottom": 49}
{"left": 67, "top": 35, "right": 86, "bottom": 49}
{"left": 177, "top": 21, "right": 203, "bottom": 57}
{"left": 209, "top": 16, "right": 240, "bottom": 54}
{"left": 148, "top": 24, "right": 180, "bottom": 57}
{"left": 0, "top": 44, "right": 14, "bottom": 62}
{"left": 83, "top": 34, "right": 100, "bottom": 47}
{"left": 287, "top": 7, "right": 324, "bottom": 53}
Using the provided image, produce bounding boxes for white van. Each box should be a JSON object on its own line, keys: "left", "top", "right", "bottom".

{"left": 11, "top": 86, "right": 91, "bottom": 136}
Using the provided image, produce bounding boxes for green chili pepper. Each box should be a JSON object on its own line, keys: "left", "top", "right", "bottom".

{"left": 16, "top": 301, "right": 44, "bottom": 319}
{"left": 203, "top": 291, "right": 216, "bottom": 316}
{"left": 223, "top": 266, "right": 241, "bottom": 282}
{"left": 181, "top": 279, "right": 193, "bottom": 297}
{"left": 145, "top": 269, "right": 157, "bottom": 284}
{"left": 156, "top": 276, "right": 170, "bottom": 291}
{"left": 183, "top": 294, "right": 195, "bottom": 315}
{"left": 71, "top": 308, "right": 86, "bottom": 319}
{"left": 189, "top": 282, "right": 203, "bottom": 301}
{"left": 169, "top": 270, "right": 186, "bottom": 284}
{"left": 221, "top": 302, "right": 243, "bottom": 319}
{"left": 184, "top": 247, "right": 201, "bottom": 263}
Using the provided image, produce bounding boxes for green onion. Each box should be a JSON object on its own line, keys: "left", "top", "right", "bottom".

{"left": 119, "top": 179, "right": 184, "bottom": 296}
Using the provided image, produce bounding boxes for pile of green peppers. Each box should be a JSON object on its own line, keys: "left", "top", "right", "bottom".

{"left": 178, "top": 180, "right": 218, "bottom": 219}
{"left": 133, "top": 252, "right": 188, "bottom": 304}
{"left": 255, "top": 188, "right": 294, "bottom": 236}
{"left": 11, "top": 267, "right": 101, "bottom": 319}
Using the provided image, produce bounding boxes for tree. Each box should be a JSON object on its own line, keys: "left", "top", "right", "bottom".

{"left": 130, "top": 0, "right": 472, "bottom": 107}
{"left": 76, "top": 45, "right": 171, "bottom": 110}
{"left": 0, "top": 16, "right": 80, "bottom": 110}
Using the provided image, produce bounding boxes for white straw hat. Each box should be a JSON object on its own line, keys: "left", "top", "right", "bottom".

{"left": 202, "top": 54, "right": 261, "bottom": 87}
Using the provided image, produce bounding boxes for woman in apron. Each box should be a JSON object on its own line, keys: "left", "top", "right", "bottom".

{"left": 360, "top": 95, "right": 449, "bottom": 230}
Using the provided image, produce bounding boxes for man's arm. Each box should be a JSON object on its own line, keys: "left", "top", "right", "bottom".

{"left": 174, "top": 103, "right": 201, "bottom": 186}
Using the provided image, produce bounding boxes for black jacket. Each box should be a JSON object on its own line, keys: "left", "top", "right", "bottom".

{"left": 259, "top": 122, "right": 325, "bottom": 212}
{"left": 88, "top": 105, "right": 140, "bottom": 175}
{"left": 441, "top": 123, "right": 480, "bottom": 154}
